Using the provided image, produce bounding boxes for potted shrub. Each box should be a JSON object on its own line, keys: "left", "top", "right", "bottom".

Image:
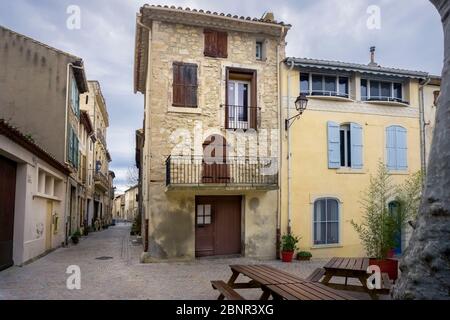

{"left": 297, "top": 251, "right": 312, "bottom": 261}
{"left": 281, "top": 233, "right": 300, "bottom": 263}
{"left": 351, "top": 163, "right": 421, "bottom": 281}
{"left": 71, "top": 230, "right": 81, "bottom": 245}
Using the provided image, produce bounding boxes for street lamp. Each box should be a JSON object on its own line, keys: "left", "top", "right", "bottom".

{"left": 285, "top": 93, "right": 308, "bottom": 130}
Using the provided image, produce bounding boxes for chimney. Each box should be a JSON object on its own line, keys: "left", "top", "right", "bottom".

{"left": 369, "top": 46, "right": 378, "bottom": 67}
{"left": 262, "top": 11, "right": 275, "bottom": 22}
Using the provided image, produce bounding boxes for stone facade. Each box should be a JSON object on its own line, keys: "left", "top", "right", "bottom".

{"left": 135, "top": 7, "right": 289, "bottom": 261}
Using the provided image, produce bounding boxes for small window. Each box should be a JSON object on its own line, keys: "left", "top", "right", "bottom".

{"left": 197, "top": 204, "right": 212, "bottom": 225}
{"left": 433, "top": 90, "right": 440, "bottom": 106}
{"left": 308, "top": 74, "right": 349, "bottom": 97}
{"left": 393, "top": 83, "right": 402, "bottom": 101}
{"left": 362, "top": 79, "right": 406, "bottom": 103}
{"left": 338, "top": 77, "right": 349, "bottom": 97}
{"left": 324, "top": 76, "right": 337, "bottom": 95}
{"left": 256, "top": 41, "right": 263, "bottom": 60}
{"left": 340, "top": 124, "right": 351, "bottom": 167}
{"left": 361, "top": 79, "right": 368, "bottom": 100}
{"left": 314, "top": 198, "right": 339, "bottom": 245}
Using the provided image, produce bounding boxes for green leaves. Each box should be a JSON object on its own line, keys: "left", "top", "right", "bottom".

{"left": 281, "top": 233, "right": 301, "bottom": 252}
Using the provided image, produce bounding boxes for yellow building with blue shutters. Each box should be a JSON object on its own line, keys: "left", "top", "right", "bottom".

{"left": 279, "top": 56, "right": 427, "bottom": 258}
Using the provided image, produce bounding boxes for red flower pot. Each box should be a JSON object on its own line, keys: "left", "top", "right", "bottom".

{"left": 369, "top": 258, "right": 398, "bottom": 281}
{"left": 281, "top": 251, "right": 294, "bottom": 263}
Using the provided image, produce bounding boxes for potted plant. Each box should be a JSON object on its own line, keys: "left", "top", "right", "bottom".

{"left": 281, "top": 233, "right": 300, "bottom": 263}
{"left": 351, "top": 163, "right": 421, "bottom": 281}
{"left": 297, "top": 251, "right": 312, "bottom": 261}
{"left": 71, "top": 230, "right": 81, "bottom": 245}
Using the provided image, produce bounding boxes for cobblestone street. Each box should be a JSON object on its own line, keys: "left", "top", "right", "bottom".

{"left": 0, "top": 224, "right": 333, "bottom": 300}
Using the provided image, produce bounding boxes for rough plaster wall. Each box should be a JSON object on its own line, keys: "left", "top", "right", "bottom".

{"left": 0, "top": 27, "right": 72, "bottom": 163}
{"left": 144, "top": 20, "right": 283, "bottom": 260}
{"left": 393, "top": 0, "right": 450, "bottom": 299}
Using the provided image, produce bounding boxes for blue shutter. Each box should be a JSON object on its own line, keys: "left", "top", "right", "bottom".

{"left": 350, "top": 123, "right": 363, "bottom": 169}
{"left": 396, "top": 126, "right": 408, "bottom": 170}
{"left": 68, "top": 127, "right": 74, "bottom": 164}
{"left": 386, "top": 126, "right": 397, "bottom": 170}
{"left": 327, "top": 121, "right": 340, "bottom": 169}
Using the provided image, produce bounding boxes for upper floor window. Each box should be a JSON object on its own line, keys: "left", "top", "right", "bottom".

{"left": 361, "top": 79, "right": 406, "bottom": 104}
{"left": 314, "top": 198, "right": 340, "bottom": 246}
{"left": 256, "top": 41, "right": 264, "bottom": 60}
{"left": 328, "top": 122, "right": 363, "bottom": 169}
{"left": 300, "top": 73, "right": 349, "bottom": 98}
{"left": 386, "top": 125, "right": 408, "bottom": 171}
{"left": 204, "top": 29, "right": 228, "bottom": 58}
{"left": 433, "top": 90, "right": 440, "bottom": 106}
{"left": 70, "top": 74, "right": 80, "bottom": 117}
{"left": 172, "top": 62, "right": 198, "bottom": 108}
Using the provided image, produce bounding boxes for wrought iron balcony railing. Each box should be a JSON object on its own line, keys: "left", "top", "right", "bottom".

{"left": 224, "top": 105, "right": 260, "bottom": 130}
{"left": 94, "top": 171, "right": 109, "bottom": 191}
{"left": 166, "top": 156, "right": 278, "bottom": 187}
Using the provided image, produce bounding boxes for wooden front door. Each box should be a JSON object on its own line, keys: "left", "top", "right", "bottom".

{"left": 195, "top": 196, "right": 242, "bottom": 257}
{"left": 202, "top": 135, "right": 230, "bottom": 184}
{"left": 45, "top": 201, "right": 53, "bottom": 251}
{"left": 0, "top": 155, "right": 17, "bottom": 271}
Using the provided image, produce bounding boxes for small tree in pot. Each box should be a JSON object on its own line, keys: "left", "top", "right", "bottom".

{"left": 281, "top": 233, "right": 300, "bottom": 262}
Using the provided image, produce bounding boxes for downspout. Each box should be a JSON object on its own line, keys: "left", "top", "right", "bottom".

{"left": 419, "top": 77, "right": 431, "bottom": 177}
{"left": 286, "top": 58, "right": 295, "bottom": 235}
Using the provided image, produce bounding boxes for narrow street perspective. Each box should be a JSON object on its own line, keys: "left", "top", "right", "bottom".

{"left": 1, "top": 0, "right": 449, "bottom": 308}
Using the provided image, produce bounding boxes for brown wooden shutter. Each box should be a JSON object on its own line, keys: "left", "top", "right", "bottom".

{"left": 173, "top": 63, "right": 185, "bottom": 106}
{"left": 204, "top": 29, "right": 217, "bottom": 57}
{"left": 216, "top": 32, "right": 228, "bottom": 58}
{"left": 184, "top": 64, "right": 198, "bottom": 107}
{"left": 434, "top": 90, "right": 440, "bottom": 106}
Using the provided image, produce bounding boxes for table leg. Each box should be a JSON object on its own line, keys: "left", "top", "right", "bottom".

{"left": 218, "top": 270, "right": 240, "bottom": 300}
{"left": 259, "top": 289, "right": 271, "bottom": 300}
{"left": 321, "top": 272, "right": 333, "bottom": 285}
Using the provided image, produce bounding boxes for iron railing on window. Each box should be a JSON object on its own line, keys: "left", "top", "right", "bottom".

{"left": 166, "top": 156, "right": 278, "bottom": 187}
{"left": 223, "top": 105, "right": 260, "bottom": 130}
{"left": 361, "top": 96, "right": 409, "bottom": 105}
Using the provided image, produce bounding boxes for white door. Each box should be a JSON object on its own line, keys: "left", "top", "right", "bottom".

{"left": 227, "top": 80, "right": 251, "bottom": 129}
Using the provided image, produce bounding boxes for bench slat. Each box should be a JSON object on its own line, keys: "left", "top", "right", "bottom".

{"left": 211, "top": 281, "right": 245, "bottom": 300}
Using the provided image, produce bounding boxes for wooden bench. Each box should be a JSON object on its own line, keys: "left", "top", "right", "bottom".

{"left": 211, "top": 281, "right": 245, "bottom": 300}
{"left": 306, "top": 268, "right": 326, "bottom": 282}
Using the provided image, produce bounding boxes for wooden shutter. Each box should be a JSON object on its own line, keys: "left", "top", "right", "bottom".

{"left": 173, "top": 63, "right": 198, "bottom": 108}
{"left": 250, "top": 71, "right": 257, "bottom": 129}
{"left": 327, "top": 121, "right": 341, "bottom": 169}
{"left": 386, "top": 126, "right": 397, "bottom": 170}
{"left": 204, "top": 29, "right": 217, "bottom": 57}
{"left": 204, "top": 29, "right": 227, "bottom": 58}
{"left": 395, "top": 126, "right": 408, "bottom": 171}
{"left": 434, "top": 90, "right": 440, "bottom": 106}
{"left": 350, "top": 123, "right": 363, "bottom": 169}
{"left": 216, "top": 32, "right": 228, "bottom": 58}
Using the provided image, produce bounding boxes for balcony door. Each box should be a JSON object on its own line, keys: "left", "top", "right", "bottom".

{"left": 202, "top": 135, "right": 230, "bottom": 184}
{"left": 227, "top": 80, "right": 251, "bottom": 129}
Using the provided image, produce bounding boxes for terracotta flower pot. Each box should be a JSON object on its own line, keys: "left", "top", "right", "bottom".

{"left": 281, "top": 251, "right": 294, "bottom": 263}
{"left": 369, "top": 258, "right": 398, "bottom": 281}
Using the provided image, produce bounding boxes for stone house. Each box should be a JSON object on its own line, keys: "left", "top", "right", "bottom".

{"left": 134, "top": 5, "right": 290, "bottom": 261}
{"left": 80, "top": 81, "right": 113, "bottom": 227}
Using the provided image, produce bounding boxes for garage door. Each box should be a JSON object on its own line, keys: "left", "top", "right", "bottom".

{"left": 195, "top": 196, "right": 241, "bottom": 257}
{"left": 0, "top": 155, "right": 17, "bottom": 271}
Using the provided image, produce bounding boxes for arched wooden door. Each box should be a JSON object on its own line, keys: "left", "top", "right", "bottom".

{"left": 202, "top": 135, "right": 230, "bottom": 184}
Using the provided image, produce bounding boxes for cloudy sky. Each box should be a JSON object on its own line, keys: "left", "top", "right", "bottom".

{"left": 0, "top": 0, "right": 443, "bottom": 193}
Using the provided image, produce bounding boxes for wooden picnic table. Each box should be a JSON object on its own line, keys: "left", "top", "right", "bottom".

{"left": 216, "top": 265, "right": 355, "bottom": 300}
{"left": 321, "top": 257, "right": 390, "bottom": 299}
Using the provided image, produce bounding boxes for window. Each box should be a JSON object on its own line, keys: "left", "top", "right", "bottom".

{"left": 256, "top": 41, "right": 263, "bottom": 60}
{"left": 204, "top": 29, "right": 228, "bottom": 58}
{"left": 301, "top": 74, "right": 349, "bottom": 97}
{"left": 340, "top": 125, "right": 351, "bottom": 167}
{"left": 328, "top": 122, "right": 363, "bottom": 169}
{"left": 226, "top": 68, "right": 257, "bottom": 130}
{"left": 362, "top": 79, "right": 405, "bottom": 103}
{"left": 197, "top": 204, "right": 212, "bottom": 225}
{"left": 314, "top": 198, "right": 339, "bottom": 245}
{"left": 70, "top": 74, "right": 80, "bottom": 117}
{"left": 433, "top": 90, "right": 440, "bottom": 106}
{"left": 386, "top": 126, "right": 408, "bottom": 171}
{"left": 172, "top": 62, "right": 198, "bottom": 108}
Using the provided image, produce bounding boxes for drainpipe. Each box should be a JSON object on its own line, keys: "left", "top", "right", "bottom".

{"left": 419, "top": 77, "right": 431, "bottom": 177}
{"left": 286, "top": 58, "right": 295, "bottom": 235}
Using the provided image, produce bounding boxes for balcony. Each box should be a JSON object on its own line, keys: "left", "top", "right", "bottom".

{"left": 166, "top": 156, "right": 278, "bottom": 190}
{"left": 301, "top": 90, "right": 355, "bottom": 102}
{"left": 224, "top": 105, "right": 260, "bottom": 130}
{"left": 362, "top": 96, "right": 410, "bottom": 106}
{"left": 97, "top": 128, "right": 107, "bottom": 148}
{"left": 94, "top": 171, "right": 109, "bottom": 192}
